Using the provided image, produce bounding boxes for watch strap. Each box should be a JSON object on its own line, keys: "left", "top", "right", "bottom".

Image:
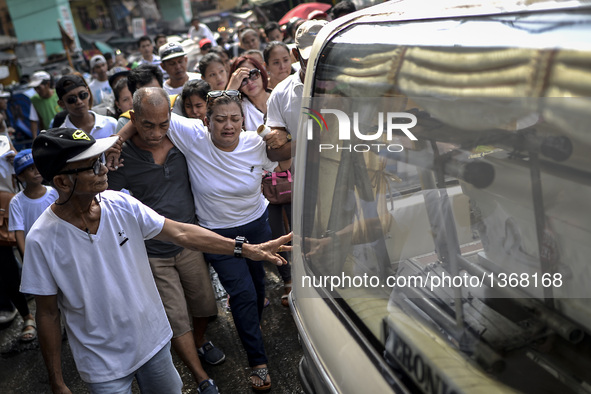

{"left": 234, "top": 235, "right": 248, "bottom": 257}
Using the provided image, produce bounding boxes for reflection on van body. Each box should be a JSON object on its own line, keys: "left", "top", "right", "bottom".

{"left": 291, "top": 1, "right": 591, "bottom": 393}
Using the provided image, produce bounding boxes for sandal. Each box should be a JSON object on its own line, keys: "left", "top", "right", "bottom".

{"left": 20, "top": 318, "right": 37, "bottom": 342}
{"left": 281, "top": 282, "right": 292, "bottom": 307}
{"left": 281, "top": 294, "right": 289, "bottom": 307}
{"left": 250, "top": 366, "right": 271, "bottom": 392}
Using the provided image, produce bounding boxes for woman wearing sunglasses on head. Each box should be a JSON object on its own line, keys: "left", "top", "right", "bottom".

{"left": 227, "top": 56, "right": 270, "bottom": 132}
{"left": 113, "top": 87, "right": 292, "bottom": 391}
{"left": 182, "top": 89, "right": 290, "bottom": 391}
{"left": 56, "top": 74, "right": 117, "bottom": 139}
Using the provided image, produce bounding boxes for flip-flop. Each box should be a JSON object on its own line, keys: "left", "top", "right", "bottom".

{"left": 20, "top": 318, "right": 37, "bottom": 342}
{"left": 250, "top": 366, "right": 271, "bottom": 392}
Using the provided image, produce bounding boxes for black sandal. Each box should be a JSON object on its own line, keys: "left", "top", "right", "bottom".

{"left": 250, "top": 366, "right": 271, "bottom": 392}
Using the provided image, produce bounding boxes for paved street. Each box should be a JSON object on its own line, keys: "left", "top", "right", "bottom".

{"left": 0, "top": 262, "right": 303, "bottom": 393}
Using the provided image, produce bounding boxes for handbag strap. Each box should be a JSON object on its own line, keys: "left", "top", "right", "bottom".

{"left": 271, "top": 170, "right": 292, "bottom": 185}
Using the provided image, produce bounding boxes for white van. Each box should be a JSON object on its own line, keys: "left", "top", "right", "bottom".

{"left": 289, "top": 1, "right": 591, "bottom": 393}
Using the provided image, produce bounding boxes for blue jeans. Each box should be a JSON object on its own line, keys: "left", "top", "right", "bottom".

{"left": 86, "top": 342, "right": 182, "bottom": 394}
{"left": 204, "top": 209, "right": 272, "bottom": 366}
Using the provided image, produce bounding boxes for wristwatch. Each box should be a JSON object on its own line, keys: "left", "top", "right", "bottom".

{"left": 234, "top": 236, "right": 249, "bottom": 257}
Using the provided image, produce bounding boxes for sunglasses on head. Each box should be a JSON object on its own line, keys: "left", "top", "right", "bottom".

{"left": 64, "top": 90, "right": 90, "bottom": 105}
{"left": 59, "top": 154, "right": 105, "bottom": 176}
{"left": 206, "top": 90, "right": 241, "bottom": 103}
{"left": 240, "top": 69, "right": 261, "bottom": 87}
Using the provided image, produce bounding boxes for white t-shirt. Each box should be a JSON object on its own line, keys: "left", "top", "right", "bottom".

{"left": 242, "top": 97, "right": 265, "bottom": 132}
{"left": 8, "top": 186, "right": 58, "bottom": 235}
{"left": 167, "top": 113, "right": 277, "bottom": 229}
{"left": 29, "top": 105, "right": 39, "bottom": 122}
{"left": 20, "top": 191, "right": 171, "bottom": 383}
{"left": 138, "top": 55, "right": 161, "bottom": 66}
{"left": 188, "top": 25, "right": 218, "bottom": 46}
{"left": 62, "top": 111, "right": 117, "bottom": 140}
{"left": 163, "top": 72, "right": 201, "bottom": 95}
{"left": 89, "top": 79, "right": 113, "bottom": 106}
{"left": 266, "top": 71, "right": 304, "bottom": 138}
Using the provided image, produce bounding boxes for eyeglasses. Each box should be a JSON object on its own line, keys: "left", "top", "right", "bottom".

{"left": 240, "top": 69, "right": 261, "bottom": 87}
{"left": 64, "top": 90, "right": 90, "bottom": 105}
{"left": 206, "top": 90, "right": 241, "bottom": 103}
{"left": 59, "top": 155, "right": 105, "bottom": 176}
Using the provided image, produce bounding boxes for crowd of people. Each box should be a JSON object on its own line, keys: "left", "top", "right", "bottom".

{"left": 0, "top": 2, "right": 357, "bottom": 393}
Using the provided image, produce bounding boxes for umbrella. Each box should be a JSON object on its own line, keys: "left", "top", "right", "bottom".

{"left": 278, "top": 2, "right": 332, "bottom": 25}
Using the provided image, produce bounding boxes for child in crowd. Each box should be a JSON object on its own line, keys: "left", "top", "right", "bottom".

{"left": 9, "top": 149, "right": 58, "bottom": 257}
{"left": 7, "top": 149, "right": 57, "bottom": 342}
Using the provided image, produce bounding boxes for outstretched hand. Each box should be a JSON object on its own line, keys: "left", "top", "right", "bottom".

{"left": 245, "top": 232, "right": 293, "bottom": 266}
{"left": 303, "top": 236, "right": 332, "bottom": 259}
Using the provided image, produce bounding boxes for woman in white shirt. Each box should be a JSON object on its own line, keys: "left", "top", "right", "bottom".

{"left": 114, "top": 87, "right": 290, "bottom": 391}
{"left": 165, "top": 90, "right": 290, "bottom": 391}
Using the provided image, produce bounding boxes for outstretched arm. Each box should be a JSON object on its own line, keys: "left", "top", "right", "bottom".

{"left": 154, "top": 218, "right": 292, "bottom": 266}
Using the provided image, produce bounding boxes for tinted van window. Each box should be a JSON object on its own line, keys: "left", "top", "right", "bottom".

{"left": 300, "top": 10, "right": 591, "bottom": 393}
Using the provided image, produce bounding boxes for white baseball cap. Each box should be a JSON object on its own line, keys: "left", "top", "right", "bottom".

{"left": 28, "top": 71, "right": 51, "bottom": 88}
{"left": 295, "top": 20, "right": 328, "bottom": 60}
{"left": 159, "top": 42, "right": 187, "bottom": 62}
{"left": 90, "top": 55, "right": 107, "bottom": 70}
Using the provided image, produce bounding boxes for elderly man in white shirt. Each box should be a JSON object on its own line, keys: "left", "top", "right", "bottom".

{"left": 265, "top": 20, "right": 328, "bottom": 161}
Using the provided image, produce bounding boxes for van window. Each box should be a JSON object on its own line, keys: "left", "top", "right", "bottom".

{"left": 300, "top": 11, "right": 591, "bottom": 393}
